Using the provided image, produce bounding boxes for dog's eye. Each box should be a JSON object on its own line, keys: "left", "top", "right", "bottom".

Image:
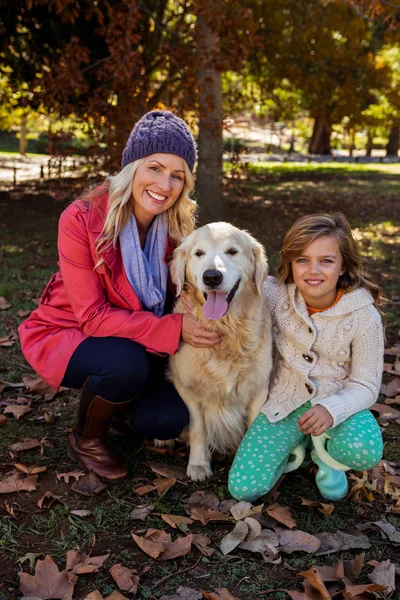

{"left": 194, "top": 249, "right": 205, "bottom": 257}
{"left": 226, "top": 248, "right": 238, "bottom": 256}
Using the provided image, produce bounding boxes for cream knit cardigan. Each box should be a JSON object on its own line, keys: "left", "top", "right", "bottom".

{"left": 261, "top": 277, "right": 384, "bottom": 428}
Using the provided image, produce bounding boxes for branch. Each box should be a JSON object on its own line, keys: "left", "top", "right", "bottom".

{"left": 81, "top": 55, "right": 112, "bottom": 73}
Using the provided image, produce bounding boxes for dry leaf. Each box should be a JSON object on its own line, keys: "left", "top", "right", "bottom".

{"left": 161, "top": 513, "right": 194, "bottom": 531}
{"left": 70, "top": 510, "right": 92, "bottom": 518}
{"left": 277, "top": 529, "right": 321, "bottom": 554}
{"left": 19, "top": 554, "right": 77, "bottom": 600}
{"left": 344, "top": 583, "right": 388, "bottom": 596}
{"left": 22, "top": 375, "right": 55, "bottom": 397}
{"left": 0, "top": 472, "right": 38, "bottom": 494}
{"left": 373, "top": 520, "right": 400, "bottom": 543}
{"left": 158, "top": 533, "right": 193, "bottom": 560}
{"left": 0, "top": 415, "right": 7, "bottom": 427}
{"left": 131, "top": 532, "right": 167, "bottom": 559}
{"left": 314, "top": 562, "right": 344, "bottom": 582}
{"left": 343, "top": 553, "right": 365, "bottom": 580}
{"left": 220, "top": 521, "right": 249, "bottom": 555}
{"left": 13, "top": 463, "right": 46, "bottom": 475}
{"left": 266, "top": 503, "right": 296, "bottom": 529}
{"left": 134, "top": 484, "right": 156, "bottom": 495}
{"left": 38, "top": 491, "right": 64, "bottom": 509}
{"left": 300, "top": 498, "right": 334, "bottom": 517}
{"left": 16, "top": 552, "right": 42, "bottom": 569}
{"left": 230, "top": 501, "right": 254, "bottom": 521}
{"left": 130, "top": 503, "right": 155, "bottom": 520}
{"left": 192, "top": 534, "right": 215, "bottom": 557}
{"left": 2, "top": 501, "right": 22, "bottom": 520}
{"left": 243, "top": 517, "right": 262, "bottom": 542}
{"left": 380, "top": 380, "right": 400, "bottom": 398}
{"left": 189, "top": 507, "right": 230, "bottom": 526}
{"left": 10, "top": 438, "right": 41, "bottom": 452}
{"left": 283, "top": 592, "right": 310, "bottom": 600}
{"left": 201, "top": 589, "right": 241, "bottom": 600}
{"left": 153, "top": 476, "right": 176, "bottom": 495}
{"left": 66, "top": 548, "right": 110, "bottom": 575}
{"left": 160, "top": 586, "right": 202, "bottom": 600}
{"left": 367, "top": 559, "right": 395, "bottom": 593}
{"left": 186, "top": 490, "right": 220, "bottom": 509}
{"left": 0, "top": 335, "right": 16, "bottom": 347}
{"left": 299, "top": 566, "right": 331, "bottom": 599}
{"left": 56, "top": 470, "right": 85, "bottom": 483}
{"left": 110, "top": 563, "right": 140, "bottom": 594}
{"left": 71, "top": 472, "right": 106, "bottom": 496}
{"left": 17, "top": 309, "right": 31, "bottom": 317}
{"left": 238, "top": 528, "right": 280, "bottom": 559}
{"left": 315, "top": 531, "right": 371, "bottom": 555}
{"left": 0, "top": 297, "right": 11, "bottom": 310}
{"left": 4, "top": 405, "right": 32, "bottom": 419}
{"left": 131, "top": 529, "right": 193, "bottom": 561}
{"left": 146, "top": 461, "right": 187, "bottom": 481}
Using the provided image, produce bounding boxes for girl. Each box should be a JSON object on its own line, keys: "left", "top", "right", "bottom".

{"left": 228, "top": 213, "right": 385, "bottom": 502}
{"left": 19, "top": 110, "right": 219, "bottom": 483}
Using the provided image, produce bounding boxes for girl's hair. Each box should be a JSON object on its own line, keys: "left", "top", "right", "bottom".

{"left": 276, "top": 213, "right": 387, "bottom": 308}
{"left": 80, "top": 158, "right": 197, "bottom": 268}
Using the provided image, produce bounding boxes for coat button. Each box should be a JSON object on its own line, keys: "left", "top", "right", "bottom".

{"left": 305, "top": 383, "right": 313, "bottom": 394}
{"left": 302, "top": 354, "right": 312, "bottom": 362}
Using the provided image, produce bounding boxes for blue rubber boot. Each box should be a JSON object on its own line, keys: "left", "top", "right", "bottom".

{"left": 311, "top": 449, "right": 348, "bottom": 501}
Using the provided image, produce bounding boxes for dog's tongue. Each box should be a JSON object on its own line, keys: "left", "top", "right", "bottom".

{"left": 202, "top": 291, "right": 228, "bottom": 320}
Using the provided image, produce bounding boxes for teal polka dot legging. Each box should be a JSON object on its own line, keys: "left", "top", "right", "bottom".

{"left": 228, "top": 403, "right": 383, "bottom": 502}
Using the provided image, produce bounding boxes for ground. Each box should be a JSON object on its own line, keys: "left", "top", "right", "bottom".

{"left": 0, "top": 163, "right": 400, "bottom": 600}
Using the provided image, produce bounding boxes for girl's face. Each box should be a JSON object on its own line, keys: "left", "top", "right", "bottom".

{"left": 131, "top": 153, "right": 185, "bottom": 228}
{"left": 291, "top": 234, "right": 344, "bottom": 309}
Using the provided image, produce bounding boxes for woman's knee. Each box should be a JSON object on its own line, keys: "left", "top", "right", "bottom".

{"left": 131, "top": 400, "right": 189, "bottom": 440}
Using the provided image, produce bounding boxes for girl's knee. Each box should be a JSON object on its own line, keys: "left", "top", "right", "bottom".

{"left": 228, "top": 478, "right": 262, "bottom": 503}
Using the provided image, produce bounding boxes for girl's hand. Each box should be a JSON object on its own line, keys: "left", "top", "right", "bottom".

{"left": 181, "top": 314, "right": 221, "bottom": 348}
{"left": 298, "top": 405, "right": 333, "bottom": 436}
{"left": 179, "top": 289, "right": 196, "bottom": 315}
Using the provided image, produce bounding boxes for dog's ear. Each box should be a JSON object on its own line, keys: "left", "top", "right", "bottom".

{"left": 251, "top": 238, "right": 268, "bottom": 295}
{"left": 170, "top": 244, "right": 187, "bottom": 296}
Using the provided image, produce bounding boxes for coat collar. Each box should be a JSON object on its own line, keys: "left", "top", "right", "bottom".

{"left": 288, "top": 283, "right": 374, "bottom": 318}
{"left": 87, "top": 188, "right": 109, "bottom": 233}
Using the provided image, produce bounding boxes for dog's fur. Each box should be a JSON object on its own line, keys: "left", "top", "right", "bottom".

{"left": 168, "top": 222, "right": 272, "bottom": 481}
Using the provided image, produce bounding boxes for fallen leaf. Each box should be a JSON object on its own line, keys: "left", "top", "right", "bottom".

{"left": 71, "top": 472, "right": 106, "bottom": 496}
{"left": 1, "top": 501, "right": 22, "bottom": 520}
{"left": 146, "top": 461, "right": 187, "bottom": 481}
{"left": 19, "top": 554, "right": 77, "bottom": 600}
{"left": 315, "top": 561, "right": 344, "bottom": 582}
{"left": 243, "top": 517, "right": 262, "bottom": 542}
{"left": 0, "top": 473, "right": 38, "bottom": 494}
{"left": 131, "top": 532, "right": 166, "bottom": 559}
{"left": 153, "top": 476, "right": 176, "bottom": 495}
{"left": 201, "top": 589, "right": 241, "bottom": 600}
{"left": 132, "top": 529, "right": 193, "bottom": 561}
{"left": 38, "top": 491, "right": 64, "bottom": 509}
{"left": 299, "top": 566, "right": 331, "bottom": 599}
{"left": 344, "top": 583, "right": 388, "bottom": 596}
{"left": 4, "top": 405, "right": 32, "bottom": 419}
{"left": 10, "top": 438, "right": 41, "bottom": 452}
{"left": 161, "top": 513, "right": 194, "bottom": 531}
{"left": 277, "top": 529, "right": 321, "bottom": 554}
{"left": 373, "top": 519, "right": 400, "bottom": 544}
{"left": 300, "top": 497, "right": 335, "bottom": 516}
{"left": 266, "top": 503, "right": 296, "bottom": 529}
{"left": 0, "top": 297, "right": 11, "bottom": 310}
{"left": 384, "top": 346, "right": 400, "bottom": 356}
{"left": 230, "top": 501, "right": 254, "bottom": 521}
{"left": 134, "top": 484, "right": 156, "bottom": 495}
{"left": 158, "top": 533, "right": 193, "bottom": 560}
{"left": 315, "top": 531, "right": 371, "bottom": 555}
{"left": 220, "top": 521, "right": 249, "bottom": 555}
{"left": 17, "top": 309, "right": 31, "bottom": 317}
{"left": 367, "top": 559, "right": 395, "bottom": 593}
{"left": 130, "top": 503, "right": 155, "bottom": 520}
{"left": 110, "top": 563, "right": 140, "bottom": 594}
{"left": 186, "top": 490, "right": 220, "bottom": 509}
{"left": 56, "top": 470, "right": 85, "bottom": 483}
{"left": 192, "top": 534, "right": 215, "bottom": 557}
{"left": 16, "top": 552, "right": 42, "bottom": 569}
{"left": 22, "top": 375, "right": 55, "bottom": 398}
{"left": 0, "top": 335, "right": 16, "bottom": 347}
{"left": 13, "top": 463, "right": 46, "bottom": 475}
{"left": 0, "top": 415, "right": 7, "bottom": 427}
{"left": 343, "top": 553, "right": 365, "bottom": 580}
{"left": 379, "top": 381, "right": 400, "bottom": 398}
{"left": 283, "top": 592, "right": 310, "bottom": 600}
{"left": 66, "top": 548, "right": 110, "bottom": 574}
{"left": 160, "top": 586, "right": 202, "bottom": 600}
{"left": 84, "top": 593, "right": 104, "bottom": 600}
{"left": 70, "top": 510, "right": 92, "bottom": 518}
{"left": 189, "top": 507, "right": 230, "bottom": 526}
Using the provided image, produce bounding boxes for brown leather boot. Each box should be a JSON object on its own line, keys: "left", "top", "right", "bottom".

{"left": 67, "top": 381, "right": 132, "bottom": 482}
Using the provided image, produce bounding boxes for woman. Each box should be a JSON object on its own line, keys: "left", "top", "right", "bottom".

{"left": 19, "top": 110, "right": 219, "bottom": 483}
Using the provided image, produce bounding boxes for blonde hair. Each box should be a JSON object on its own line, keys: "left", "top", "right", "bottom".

{"left": 276, "top": 213, "right": 387, "bottom": 309}
{"left": 80, "top": 159, "right": 197, "bottom": 268}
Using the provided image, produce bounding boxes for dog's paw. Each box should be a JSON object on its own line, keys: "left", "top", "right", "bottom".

{"left": 187, "top": 463, "right": 213, "bottom": 482}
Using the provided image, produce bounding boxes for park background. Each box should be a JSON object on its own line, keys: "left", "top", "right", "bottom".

{"left": 1, "top": 1, "right": 400, "bottom": 599}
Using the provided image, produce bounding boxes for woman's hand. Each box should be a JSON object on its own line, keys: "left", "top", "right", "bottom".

{"left": 181, "top": 314, "right": 221, "bottom": 348}
{"left": 179, "top": 289, "right": 196, "bottom": 315}
{"left": 298, "top": 405, "right": 333, "bottom": 436}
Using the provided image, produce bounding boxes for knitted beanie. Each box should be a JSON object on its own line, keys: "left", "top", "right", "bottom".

{"left": 121, "top": 110, "right": 197, "bottom": 172}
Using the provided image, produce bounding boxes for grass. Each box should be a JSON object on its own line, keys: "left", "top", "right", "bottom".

{"left": 0, "top": 165, "right": 400, "bottom": 599}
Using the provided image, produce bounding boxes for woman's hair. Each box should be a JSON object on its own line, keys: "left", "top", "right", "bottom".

{"left": 80, "top": 158, "right": 197, "bottom": 268}
{"left": 276, "top": 213, "right": 387, "bottom": 308}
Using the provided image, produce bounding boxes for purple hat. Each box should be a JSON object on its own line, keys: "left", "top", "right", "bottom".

{"left": 121, "top": 110, "right": 197, "bottom": 172}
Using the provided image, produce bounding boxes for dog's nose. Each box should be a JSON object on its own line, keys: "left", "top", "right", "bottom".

{"left": 203, "top": 269, "right": 223, "bottom": 288}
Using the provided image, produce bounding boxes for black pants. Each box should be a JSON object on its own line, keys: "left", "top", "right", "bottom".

{"left": 61, "top": 337, "right": 189, "bottom": 440}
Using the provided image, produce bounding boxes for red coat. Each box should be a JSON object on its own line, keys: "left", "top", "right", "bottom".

{"left": 18, "top": 190, "right": 183, "bottom": 390}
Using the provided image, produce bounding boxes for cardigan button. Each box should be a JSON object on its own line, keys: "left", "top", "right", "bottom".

{"left": 302, "top": 353, "right": 312, "bottom": 363}
{"left": 343, "top": 323, "right": 352, "bottom": 331}
{"left": 338, "top": 350, "right": 346, "bottom": 356}
{"left": 305, "top": 383, "right": 313, "bottom": 394}
{"left": 282, "top": 302, "right": 290, "bottom": 310}
{"left": 308, "top": 327, "right": 313, "bottom": 333}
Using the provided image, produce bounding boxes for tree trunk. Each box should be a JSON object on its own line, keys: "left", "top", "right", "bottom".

{"left": 308, "top": 117, "right": 331, "bottom": 155}
{"left": 386, "top": 124, "right": 399, "bottom": 157}
{"left": 19, "top": 114, "right": 27, "bottom": 156}
{"left": 365, "top": 130, "right": 373, "bottom": 156}
{"left": 348, "top": 128, "right": 355, "bottom": 157}
{"left": 195, "top": 8, "right": 224, "bottom": 223}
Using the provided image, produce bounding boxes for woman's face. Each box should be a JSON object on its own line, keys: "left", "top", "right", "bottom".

{"left": 131, "top": 153, "right": 185, "bottom": 227}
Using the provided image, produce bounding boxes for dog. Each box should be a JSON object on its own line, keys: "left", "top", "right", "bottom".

{"left": 167, "top": 222, "right": 272, "bottom": 482}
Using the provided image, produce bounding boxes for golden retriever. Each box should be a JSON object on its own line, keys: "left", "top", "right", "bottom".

{"left": 168, "top": 222, "right": 272, "bottom": 482}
